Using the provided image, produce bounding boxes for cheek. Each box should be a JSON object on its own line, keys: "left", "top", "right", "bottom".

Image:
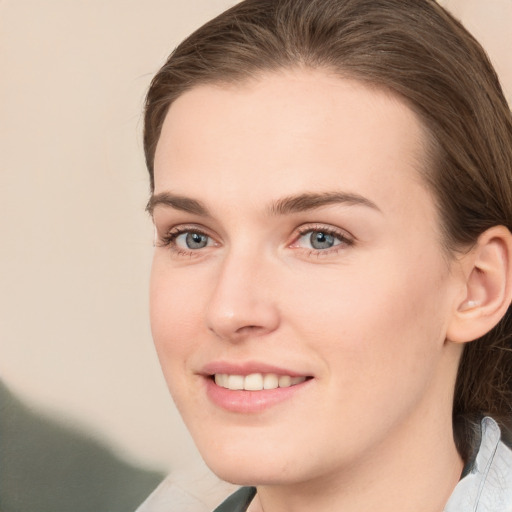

{"left": 149, "top": 260, "right": 204, "bottom": 366}
{"left": 283, "top": 249, "right": 451, "bottom": 378}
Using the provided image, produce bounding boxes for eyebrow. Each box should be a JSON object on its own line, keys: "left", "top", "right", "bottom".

{"left": 146, "top": 192, "right": 210, "bottom": 216}
{"left": 267, "top": 192, "right": 381, "bottom": 215}
{"left": 146, "top": 191, "right": 380, "bottom": 217}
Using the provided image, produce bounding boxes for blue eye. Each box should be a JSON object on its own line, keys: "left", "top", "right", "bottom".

{"left": 176, "top": 232, "right": 211, "bottom": 249}
{"left": 308, "top": 231, "right": 338, "bottom": 250}
{"left": 295, "top": 228, "right": 349, "bottom": 251}
{"left": 157, "top": 225, "right": 218, "bottom": 256}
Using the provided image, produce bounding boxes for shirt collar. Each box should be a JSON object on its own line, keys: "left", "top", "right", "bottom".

{"left": 444, "top": 417, "right": 512, "bottom": 511}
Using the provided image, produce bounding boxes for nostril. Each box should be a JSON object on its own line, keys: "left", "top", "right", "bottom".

{"left": 237, "top": 325, "right": 261, "bottom": 332}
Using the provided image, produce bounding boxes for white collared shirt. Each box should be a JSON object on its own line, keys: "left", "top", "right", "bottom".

{"left": 444, "top": 417, "right": 512, "bottom": 511}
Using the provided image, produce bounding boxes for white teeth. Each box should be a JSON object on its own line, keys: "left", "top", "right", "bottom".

{"left": 244, "top": 373, "right": 263, "bottom": 391}
{"left": 263, "top": 373, "right": 279, "bottom": 389}
{"left": 227, "top": 374, "right": 245, "bottom": 390}
{"left": 214, "top": 374, "right": 228, "bottom": 387}
{"left": 214, "top": 373, "right": 307, "bottom": 391}
{"left": 278, "top": 375, "right": 292, "bottom": 388}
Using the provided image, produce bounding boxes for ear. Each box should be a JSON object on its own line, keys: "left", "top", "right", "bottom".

{"left": 447, "top": 225, "right": 512, "bottom": 344}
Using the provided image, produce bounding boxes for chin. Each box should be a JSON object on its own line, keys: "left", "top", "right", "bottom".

{"left": 200, "top": 442, "right": 296, "bottom": 486}
{"left": 204, "top": 459, "right": 287, "bottom": 487}
{"left": 207, "top": 466, "right": 261, "bottom": 486}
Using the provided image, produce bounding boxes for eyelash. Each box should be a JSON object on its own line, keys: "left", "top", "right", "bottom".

{"left": 293, "top": 224, "right": 354, "bottom": 256}
{"left": 156, "top": 223, "right": 354, "bottom": 258}
{"left": 156, "top": 225, "right": 216, "bottom": 257}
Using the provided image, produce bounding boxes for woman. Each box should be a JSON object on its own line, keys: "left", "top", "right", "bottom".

{"left": 140, "top": 0, "right": 512, "bottom": 510}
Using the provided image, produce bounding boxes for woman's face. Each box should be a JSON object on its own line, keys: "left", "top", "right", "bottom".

{"left": 150, "top": 70, "right": 463, "bottom": 485}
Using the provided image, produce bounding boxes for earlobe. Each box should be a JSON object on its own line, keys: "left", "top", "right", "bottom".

{"left": 447, "top": 226, "right": 512, "bottom": 344}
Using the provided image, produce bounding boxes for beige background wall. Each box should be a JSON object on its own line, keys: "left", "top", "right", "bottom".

{"left": 1, "top": 0, "right": 511, "bottom": 475}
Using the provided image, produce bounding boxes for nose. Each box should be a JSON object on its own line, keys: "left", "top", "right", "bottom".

{"left": 205, "top": 252, "right": 280, "bottom": 342}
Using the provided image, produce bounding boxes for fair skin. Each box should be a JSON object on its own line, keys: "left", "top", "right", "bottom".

{"left": 149, "top": 69, "right": 508, "bottom": 512}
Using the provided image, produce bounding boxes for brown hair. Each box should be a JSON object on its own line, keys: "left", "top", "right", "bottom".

{"left": 144, "top": 0, "right": 512, "bottom": 459}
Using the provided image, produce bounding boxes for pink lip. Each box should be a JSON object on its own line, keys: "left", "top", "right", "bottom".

{"left": 204, "top": 377, "right": 312, "bottom": 413}
{"left": 200, "top": 361, "right": 313, "bottom": 414}
{"left": 201, "top": 361, "right": 309, "bottom": 378}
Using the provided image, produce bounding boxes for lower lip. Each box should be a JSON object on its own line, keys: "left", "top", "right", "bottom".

{"left": 205, "top": 377, "right": 311, "bottom": 413}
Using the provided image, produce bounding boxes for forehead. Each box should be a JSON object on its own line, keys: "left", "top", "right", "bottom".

{"left": 153, "top": 69, "right": 432, "bottom": 220}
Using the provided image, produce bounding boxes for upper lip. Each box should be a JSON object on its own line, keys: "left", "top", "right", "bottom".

{"left": 201, "top": 361, "right": 311, "bottom": 378}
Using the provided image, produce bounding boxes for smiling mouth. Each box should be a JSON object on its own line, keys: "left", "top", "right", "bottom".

{"left": 212, "top": 373, "right": 311, "bottom": 391}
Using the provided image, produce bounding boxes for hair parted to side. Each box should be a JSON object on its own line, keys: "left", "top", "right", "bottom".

{"left": 144, "top": 0, "right": 512, "bottom": 459}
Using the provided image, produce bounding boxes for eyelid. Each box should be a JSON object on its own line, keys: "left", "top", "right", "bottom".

{"left": 155, "top": 223, "right": 220, "bottom": 256}
{"left": 289, "top": 223, "right": 355, "bottom": 252}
